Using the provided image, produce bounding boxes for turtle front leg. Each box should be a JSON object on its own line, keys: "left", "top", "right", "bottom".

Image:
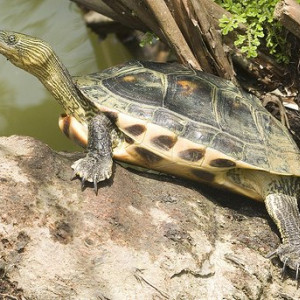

{"left": 72, "top": 113, "right": 114, "bottom": 193}
{"left": 265, "top": 193, "right": 300, "bottom": 278}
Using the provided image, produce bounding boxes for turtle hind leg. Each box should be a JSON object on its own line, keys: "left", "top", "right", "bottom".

{"left": 265, "top": 192, "right": 300, "bottom": 278}
{"left": 72, "top": 113, "right": 114, "bottom": 193}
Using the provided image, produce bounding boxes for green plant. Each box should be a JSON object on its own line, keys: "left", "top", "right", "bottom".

{"left": 139, "top": 32, "right": 159, "bottom": 47}
{"left": 215, "top": 0, "right": 292, "bottom": 63}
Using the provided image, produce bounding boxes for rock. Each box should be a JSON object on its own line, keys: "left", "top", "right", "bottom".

{"left": 0, "top": 135, "right": 299, "bottom": 299}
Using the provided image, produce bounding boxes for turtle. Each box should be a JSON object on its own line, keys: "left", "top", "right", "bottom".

{"left": 0, "top": 30, "right": 300, "bottom": 277}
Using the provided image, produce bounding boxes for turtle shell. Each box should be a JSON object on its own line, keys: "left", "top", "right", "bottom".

{"left": 74, "top": 61, "right": 300, "bottom": 178}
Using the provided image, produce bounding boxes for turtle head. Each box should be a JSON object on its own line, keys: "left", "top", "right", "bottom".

{"left": 0, "top": 30, "right": 88, "bottom": 121}
{"left": 0, "top": 30, "right": 54, "bottom": 76}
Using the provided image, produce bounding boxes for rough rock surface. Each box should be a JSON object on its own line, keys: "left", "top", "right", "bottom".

{"left": 0, "top": 135, "right": 299, "bottom": 299}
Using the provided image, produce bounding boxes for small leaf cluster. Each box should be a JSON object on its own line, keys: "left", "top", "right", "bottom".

{"left": 214, "top": 0, "right": 293, "bottom": 63}
{"left": 139, "top": 32, "right": 159, "bottom": 47}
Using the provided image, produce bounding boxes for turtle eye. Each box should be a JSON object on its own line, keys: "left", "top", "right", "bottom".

{"left": 7, "top": 34, "right": 17, "bottom": 45}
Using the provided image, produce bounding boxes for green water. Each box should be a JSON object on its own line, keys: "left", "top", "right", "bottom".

{"left": 0, "top": 0, "right": 131, "bottom": 151}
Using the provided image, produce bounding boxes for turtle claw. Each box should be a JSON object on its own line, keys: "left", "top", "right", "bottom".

{"left": 266, "top": 249, "right": 278, "bottom": 259}
{"left": 268, "top": 243, "right": 300, "bottom": 279}
{"left": 281, "top": 257, "right": 289, "bottom": 278}
{"left": 93, "top": 175, "right": 99, "bottom": 195}
{"left": 71, "top": 171, "right": 78, "bottom": 181}
{"left": 71, "top": 156, "right": 113, "bottom": 193}
{"left": 296, "top": 263, "right": 300, "bottom": 281}
{"left": 81, "top": 177, "right": 86, "bottom": 191}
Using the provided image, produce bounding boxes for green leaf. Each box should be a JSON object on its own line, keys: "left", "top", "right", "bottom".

{"left": 234, "top": 34, "right": 246, "bottom": 46}
{"left": 214, "top": 0, "right": 291, "bottom": 63}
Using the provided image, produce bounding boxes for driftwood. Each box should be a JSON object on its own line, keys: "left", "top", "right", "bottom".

{"left": 70, "top": 0, "right": 236, "bottom": 82}
{"left": 143, "top": 0, "right": 201, "bottom": 70}
{"left": 170, "top": 0, "right": 236, "bottom": 81}
{"left": 71, "top": 0, "right": 287, "bottom": 89}
{"left": 274, "top": 0, "right": 300, "bottom": 39}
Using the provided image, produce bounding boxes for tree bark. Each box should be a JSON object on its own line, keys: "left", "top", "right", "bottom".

{"left": 274, "top": 0, "right": 300, "bottom": 39}
{"left": 144, "top": 0, "right": 201, "bottom": 69}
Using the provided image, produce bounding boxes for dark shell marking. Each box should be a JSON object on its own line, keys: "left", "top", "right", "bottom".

{"left": 210, "top": 158, "right": 236, "bottom": 168}
{"left": 125, "top": 136, "right": 135, "bottom": 144}
{"left": 58, "top": 115, "right": 88, "bottom": 148}
{"left": 125, "top": 124, "right": 146, "bottom": 136}
{"left": 135, "top": 147, "right": 163, "bottom": 163}
{"left": 104, "top": 111, "right": 118, "bottom": 123}
{"left": 151, "top": 135, "right": 177, "bottom": 151}
{"left": 61, "top": 114, "right": 70, "bottom": 138}
{"left": 179, "top": 149, "right": 204, "bottom": 162}
{"left": 192, "top": 169, "right": 215, "bottom": 182}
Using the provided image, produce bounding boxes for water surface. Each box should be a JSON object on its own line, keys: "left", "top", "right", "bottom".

{"left": 0, "top": 0, "right": 131, "bottom": 150}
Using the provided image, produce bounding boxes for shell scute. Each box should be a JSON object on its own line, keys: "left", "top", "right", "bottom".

{"left": 180, "top": 122, "right": 216, "bottom": 146}
{"left": 216, "top": 91, "right": 264, "bottom": 143}
{"left": 102, "top": 70, "right": 164, "bottom": 106}
{"left": 241, "top": 146, "right": 269, "bottom": 171}
{"left": 210, "top": 133, "right": 244, "bottom": 161}
{"left": 165, "top": 75, "right": 219, "bottom": 128}
{"left": 127, "top": 103, "right": 154, "bottom": 120}
{"left": 153, "top": 108, "right": 186, "bottom": 134}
